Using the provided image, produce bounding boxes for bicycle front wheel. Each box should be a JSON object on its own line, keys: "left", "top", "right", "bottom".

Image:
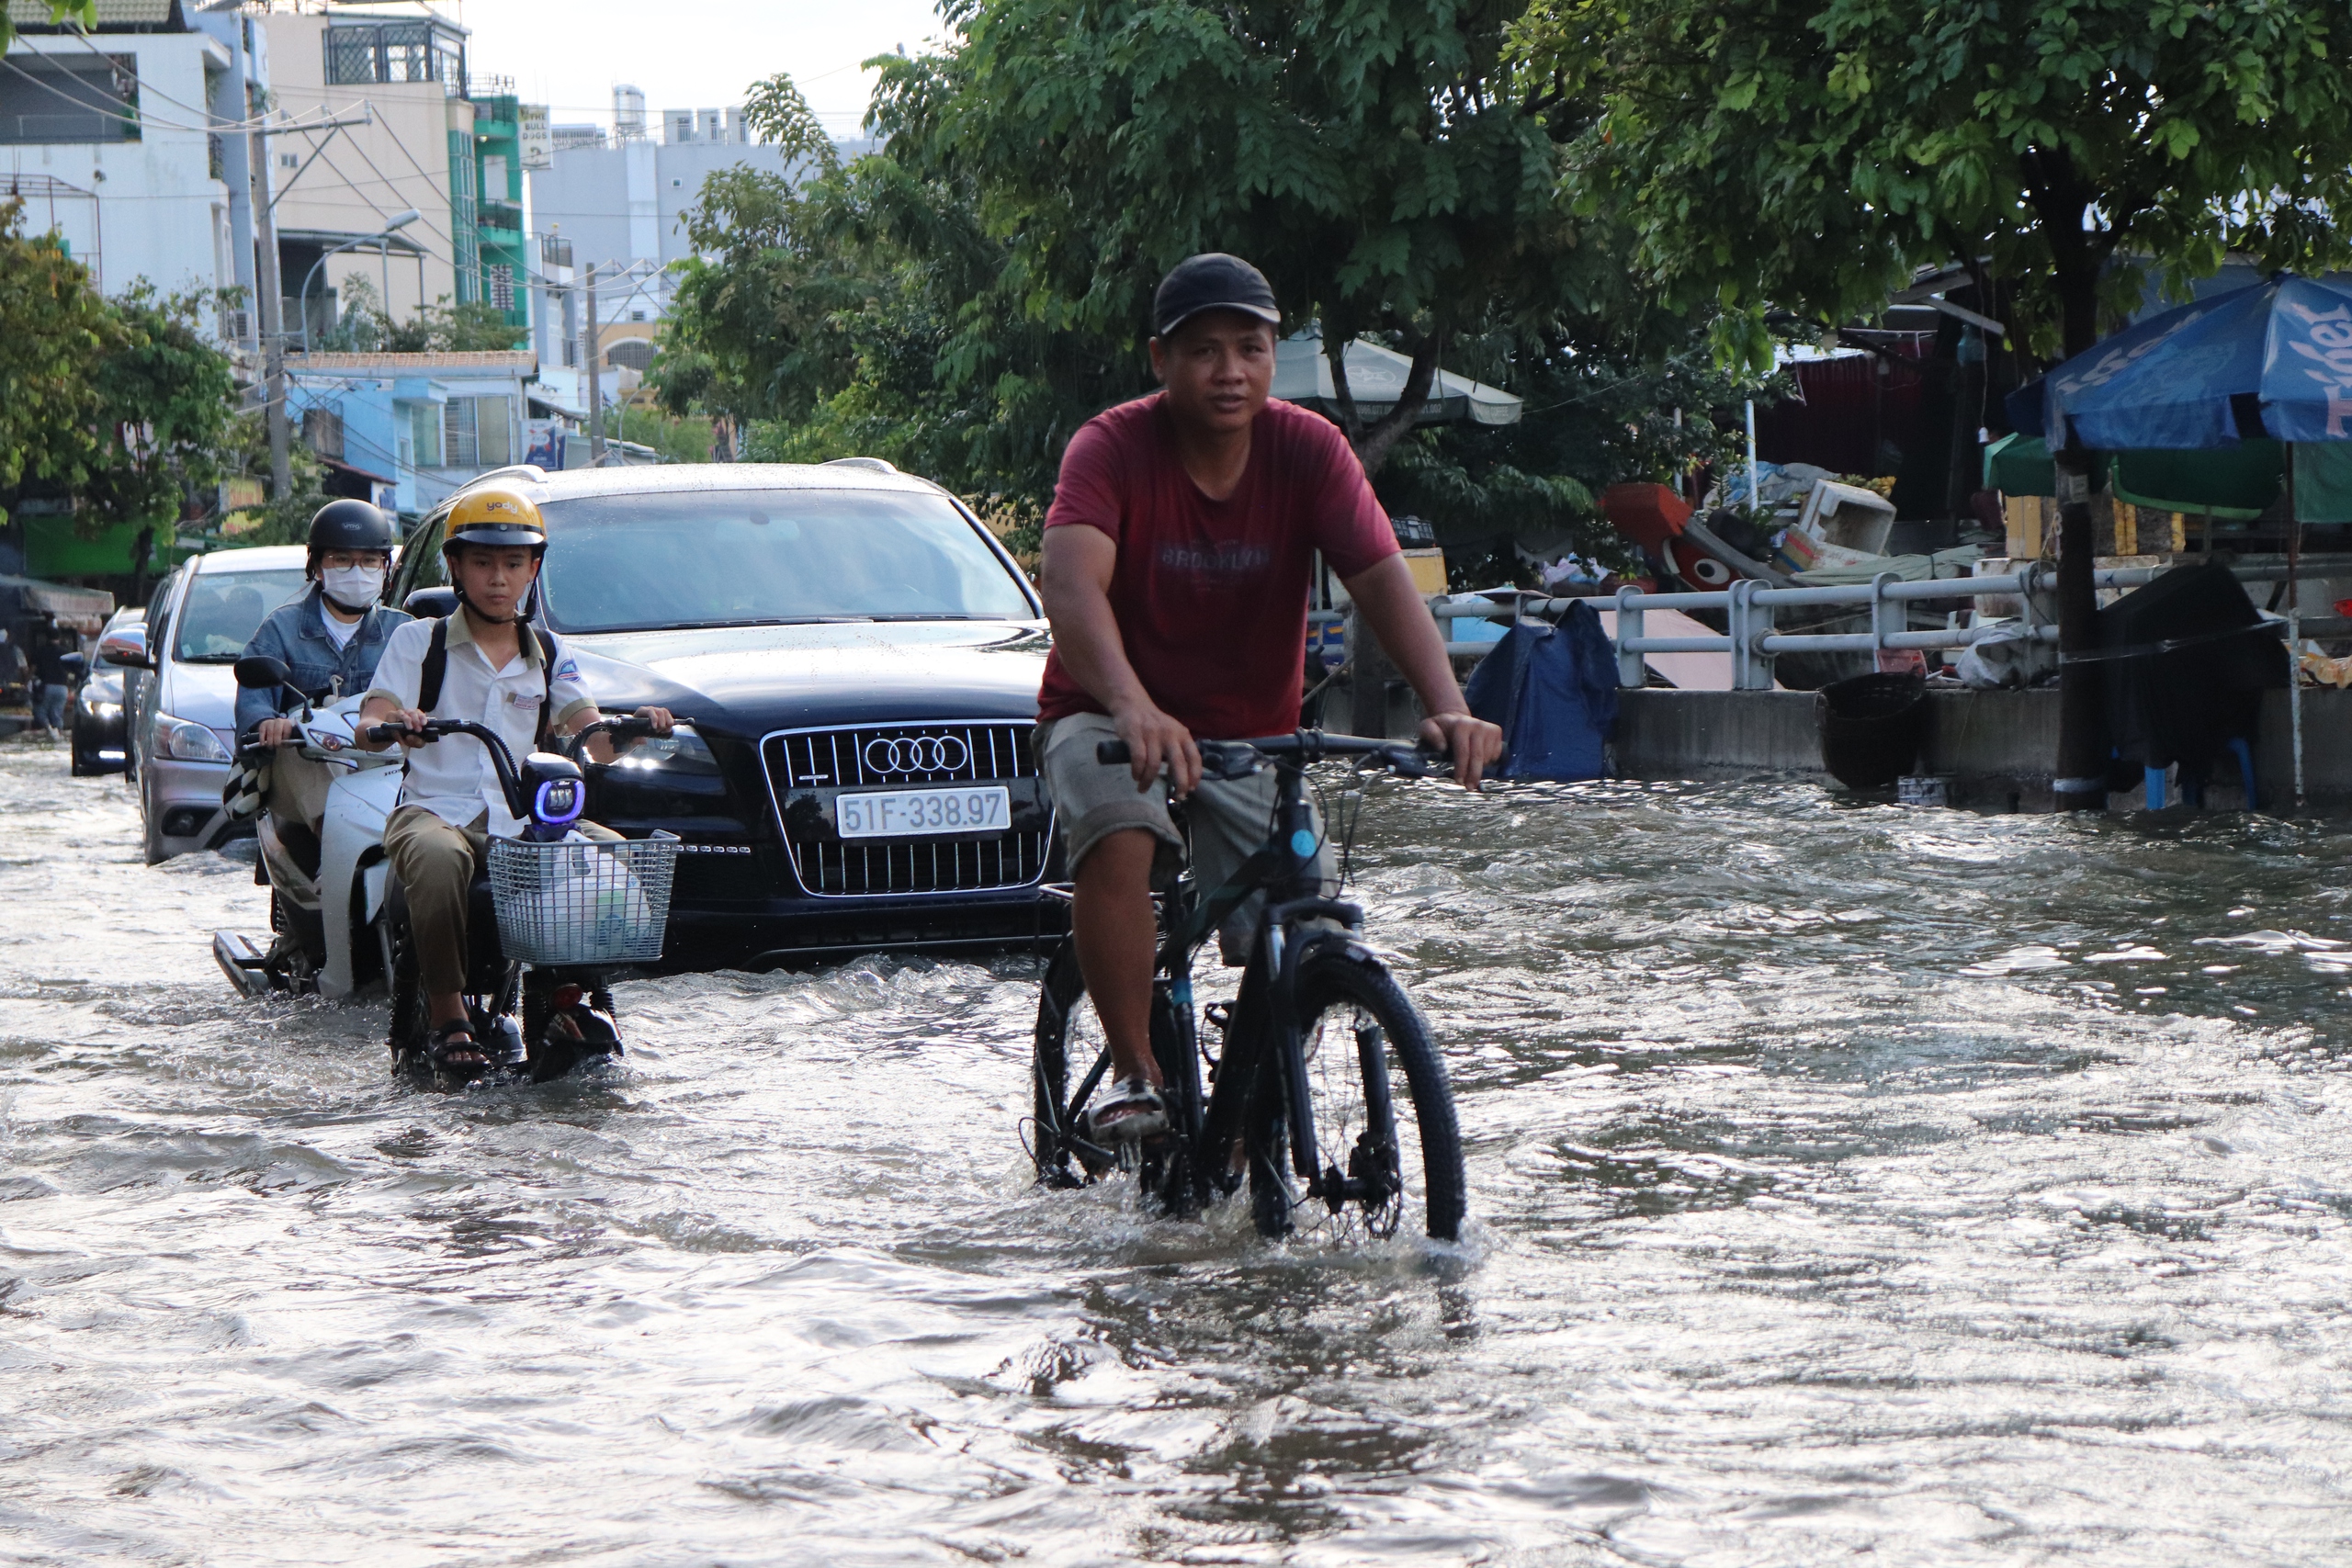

{"left": 1250, "top": 952, "right": 1466, "bottom": 1244}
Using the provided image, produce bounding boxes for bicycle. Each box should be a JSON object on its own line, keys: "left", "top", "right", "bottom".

{"left": 364, "top": 712, "right": 685, "bottom": 1087}
{"left": 1029, "top": 729, "right": 1469, "bottom": 1243}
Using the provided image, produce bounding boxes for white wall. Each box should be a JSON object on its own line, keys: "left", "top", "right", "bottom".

{"left": 2, "top": 32, "right": 234, "bottom": 309}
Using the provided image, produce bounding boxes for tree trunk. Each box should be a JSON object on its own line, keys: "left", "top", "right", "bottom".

{"left": 1320, "top": 318, "right": 1442, "bottom": 478}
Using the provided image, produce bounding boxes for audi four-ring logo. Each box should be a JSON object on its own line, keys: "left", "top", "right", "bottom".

{"left": 865, "top": 735, "right": 970, "bottom": 774}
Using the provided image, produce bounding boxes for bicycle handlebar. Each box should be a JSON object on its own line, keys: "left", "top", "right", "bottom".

{"left": 1094, "top": 730, "right": 1463, "bottom": 780}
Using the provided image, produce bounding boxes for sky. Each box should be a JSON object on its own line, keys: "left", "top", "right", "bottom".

{"left": 437, "top": 0, "right": 954, "bottom": 138}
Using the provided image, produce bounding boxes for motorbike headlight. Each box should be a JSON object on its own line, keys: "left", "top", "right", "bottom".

{"left": 153, "top": 713, "right": 230, "bottom": 763}
{"left": 612, "top": 724, "right": 720, "bottom": 775}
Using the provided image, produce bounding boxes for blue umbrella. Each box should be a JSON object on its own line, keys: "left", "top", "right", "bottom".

{"left": 2035, "top": 274, "right": 2352, "bottom": 449}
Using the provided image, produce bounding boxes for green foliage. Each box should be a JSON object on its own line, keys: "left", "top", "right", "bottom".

{"left": 1522, "top": 0, "right": 2352, "bottom": 360}
{"left": 0, "top": 200, "right": 117, "bottom": 501}
{"left": 0, "top": 3, "right": 97, "bottom": 52}
{"left": 318, "top": 276, "right": 527, "bottom": 353}
{"left": 0, "top": 202, "right": 240, "bottom": 537}
{"left": 659, "top": 43, "right": 1765, "bottom": 555}
{"left": 615, "top": 403, "right": 713, "bottom": 464}
{"left": 82, "top": 284, "right": 241, "bottom": 532}
{"left": 213, "top": 411, "right": 327, "bottom": 547}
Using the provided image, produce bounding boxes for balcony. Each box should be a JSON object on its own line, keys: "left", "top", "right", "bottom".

{"left": 477, "top": 198, "right": 523, "bottom": 238}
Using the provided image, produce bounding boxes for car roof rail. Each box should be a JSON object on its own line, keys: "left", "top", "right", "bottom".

{"left": 460, "top": 464, "right": 549, "bottom": 490}
{"left": 822, "top": 457, "right": 899, "bottom": 474}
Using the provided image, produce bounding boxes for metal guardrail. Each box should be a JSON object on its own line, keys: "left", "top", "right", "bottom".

{"left": 1396, "top": 559, "right": 2335, "bottom": 692}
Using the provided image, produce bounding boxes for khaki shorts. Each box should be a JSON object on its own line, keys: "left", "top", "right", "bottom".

{"left": 1037, "top": 711, "right": 1336, "bottom": 964}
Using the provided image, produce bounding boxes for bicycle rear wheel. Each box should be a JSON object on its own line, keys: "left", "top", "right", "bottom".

{"left": 1248, "top": 952, "right": 1466, "bottom": 1244}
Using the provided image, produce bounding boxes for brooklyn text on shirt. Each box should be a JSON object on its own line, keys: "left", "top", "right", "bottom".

{"left": 1156, "top": 542, "right": 1274, "bottom": 577}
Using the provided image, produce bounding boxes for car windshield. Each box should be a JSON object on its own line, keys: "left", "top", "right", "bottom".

{"left": 175, "top": 569, "right": 307, "bottom": 662}
{"left": 534, "top": 489, "right": 1035, "bottom": 634}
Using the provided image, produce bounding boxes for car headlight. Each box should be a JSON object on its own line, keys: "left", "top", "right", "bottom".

{"left": 153, "top": 713, "right": 230, "bottom": 762}
{"left": 86, "top": 701, "right": 121, "bottom": 718}
{"left": 610, "top": 724, "right": 720, "bottom": 774}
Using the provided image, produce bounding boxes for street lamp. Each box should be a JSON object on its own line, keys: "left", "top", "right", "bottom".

{"left": 297, "top": 209, "right": 421, "bottom": 351}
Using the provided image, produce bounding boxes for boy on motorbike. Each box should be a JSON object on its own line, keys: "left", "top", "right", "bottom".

{"left": 355, "top": 489, "right": 673, "bottom": 1074}
{"left": 235, "top": 500, "right": 412, "bottom": 874}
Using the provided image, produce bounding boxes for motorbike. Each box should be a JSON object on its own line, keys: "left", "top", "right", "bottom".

{"left": 216, "top": 652, "right": 686, "bottom": 1088}
{"left": 213, "top": 656, "right": 404, "bottom": 1000}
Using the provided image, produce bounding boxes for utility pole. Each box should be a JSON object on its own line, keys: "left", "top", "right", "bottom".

{"left": 249, "top": 120, "right": 290, "bottom": 499}
{"left": 584, "top": 262, "right": 604, "bottom": 466}
{"left": 2051, "top": 448, "right": 2106, "bottom": 811}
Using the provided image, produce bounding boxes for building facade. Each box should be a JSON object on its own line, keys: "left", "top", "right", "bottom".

{"left": 1, "top": 0, "right": 256, "bottom": 342}
{"left": 285, "top": 349, "right": 536, "bottom": 516}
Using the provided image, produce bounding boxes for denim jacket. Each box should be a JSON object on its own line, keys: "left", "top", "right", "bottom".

{"left": 233, "top": 583, "right": 412, "bottom": 737}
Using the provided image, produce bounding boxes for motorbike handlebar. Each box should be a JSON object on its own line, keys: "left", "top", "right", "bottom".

{"left": 560, "top": 711, "right": 684, "bottom": 761}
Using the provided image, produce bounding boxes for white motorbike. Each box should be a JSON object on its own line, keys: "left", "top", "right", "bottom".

{"left": 213, "top": 656, "right": 404, "bottom": 1002}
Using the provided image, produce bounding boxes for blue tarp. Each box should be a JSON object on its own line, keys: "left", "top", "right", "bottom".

{"left": 1461, "top": 604, "right": 1619, "bottom": 782}
{"left": 2039, "top": 275, "right": 2352, "bottom": 449}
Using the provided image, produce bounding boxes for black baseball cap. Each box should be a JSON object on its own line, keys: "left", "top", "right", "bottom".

{"left": 1152, "top": 253, "right": 1281, "bottom": 338}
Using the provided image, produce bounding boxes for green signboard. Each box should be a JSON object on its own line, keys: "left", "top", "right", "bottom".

{"left": 19, "top": 516, "right": 188, "bottom": 579}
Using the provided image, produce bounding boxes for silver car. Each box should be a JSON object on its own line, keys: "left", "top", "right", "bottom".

{"left": 123, "top": 546, "right": 309, "bottom": 863}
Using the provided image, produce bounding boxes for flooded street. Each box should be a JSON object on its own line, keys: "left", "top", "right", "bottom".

{"left": 6, "top": 740, "right": 2352, "bottom": 1565}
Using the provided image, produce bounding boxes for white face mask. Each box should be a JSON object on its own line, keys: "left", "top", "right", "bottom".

{"left": 322, "top": 564, "right": 385, "bottom": 611}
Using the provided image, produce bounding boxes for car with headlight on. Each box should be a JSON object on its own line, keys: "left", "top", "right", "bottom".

{"left": 386, "top": 461, "right": 1067, "bottom": 969}
{"left": 69, "top": 608, "right": 138, "bottom": 776}
{"left": 123, "top": 546, "right": 310, "bottom": 863}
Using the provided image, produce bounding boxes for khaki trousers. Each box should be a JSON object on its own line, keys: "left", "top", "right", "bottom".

{"left": 384, "top": 806, "right": 619, "bottom": 996}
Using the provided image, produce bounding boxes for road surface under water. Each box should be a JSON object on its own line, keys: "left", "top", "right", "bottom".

{"left": 4, "top": 741, "right": 2351, "bottom": 1565}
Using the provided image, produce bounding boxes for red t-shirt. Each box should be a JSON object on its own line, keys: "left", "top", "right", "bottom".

{"left": 1036, "top": 393, "right": 1398, "bottom": 739}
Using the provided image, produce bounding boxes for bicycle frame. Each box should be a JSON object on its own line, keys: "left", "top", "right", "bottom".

{"left": 1053, "top": 730, "right": 1434, "bottom": 1211}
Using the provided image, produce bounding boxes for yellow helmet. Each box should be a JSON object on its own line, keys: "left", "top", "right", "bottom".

{"left": 442, "top": 487, "right": 547, "bottom": 555}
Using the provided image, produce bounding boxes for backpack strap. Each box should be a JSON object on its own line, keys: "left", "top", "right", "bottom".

{"left": 415, "top": 615, "right": 560, "bottom": 749}
{"left": 417, "top": 615, "right": 450, "bottom": 713}
{"left": 532, "top": 626, "right": 557, "bottom": 750}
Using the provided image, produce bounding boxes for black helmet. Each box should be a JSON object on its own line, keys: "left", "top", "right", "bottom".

{"left": 440, "top": 488, "right": 547, "bottom": 556}
{"left": 308, "top": 498, "right": 397, "bottom": 555}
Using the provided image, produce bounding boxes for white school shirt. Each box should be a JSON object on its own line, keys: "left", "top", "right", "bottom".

{"left": 366, "top": 612, "right": 595, "bottom": 835}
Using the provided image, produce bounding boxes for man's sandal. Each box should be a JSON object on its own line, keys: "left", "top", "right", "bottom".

{"left": 426, "top": 1019, "right": 490, "bottom": 1078}
{"left": 1088, "top": 1077, "right": 1168, "bottom": 1142}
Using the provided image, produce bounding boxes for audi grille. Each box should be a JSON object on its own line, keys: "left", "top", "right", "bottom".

{"left": 760, "top": 721, "right": 1052, "bottom": 897}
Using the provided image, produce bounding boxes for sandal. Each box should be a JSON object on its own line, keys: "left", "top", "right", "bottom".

{"left": 1088, "top": 1077, "right": 1167, "bottom": 1142}
{"left": 426, "top": 1019, "right": 490, "bottom": 1077}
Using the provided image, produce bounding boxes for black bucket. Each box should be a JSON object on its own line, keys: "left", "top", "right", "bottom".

{"left": 1818, "top": 671, "right": 1928, "bottom": 791}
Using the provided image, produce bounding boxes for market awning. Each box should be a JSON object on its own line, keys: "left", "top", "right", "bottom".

{"left": 0, "top": 572, "right": 116, "bottom": 630}
{"left": 1272, "top": 333, "right": 1521, "bottom": 427}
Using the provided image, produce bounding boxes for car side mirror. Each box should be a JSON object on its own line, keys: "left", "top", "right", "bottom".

{"left": 234, "top": 654, "right": 293, "bottom": 690}
{"left": 97, "top": 626, "right": 151, "bottom": 670}
{"left": 405, "top": 586, "right": 459, "bottom": 618}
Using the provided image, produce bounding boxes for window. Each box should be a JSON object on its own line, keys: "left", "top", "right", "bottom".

{"left": 536, "top": 490, "right": 1035, "bottom": 634}
{"left": 402, "top": 402, "right": 441, "bottom": 468}
{"left": 0, "top": 54, "right": 139, "bottom": 144}
{"left": 324, "top": 21, "right": 467, "bottom": 95}
{"left": 489, "top": 264, "right": 514, "bottom": 310}
{"left": 605, "top": 339, "right": 655, "bottom": 373}
{"left": 174, "top": 570, "right": 308, "bottom": 662}
{"left": 441, "top": 398, "right": 477, "bottom": 469}
{"left": 474, "top": 397, "right": 513, "bottom": 467}
{"left": 437, "top": 396, "right": 513, "bottom": 470}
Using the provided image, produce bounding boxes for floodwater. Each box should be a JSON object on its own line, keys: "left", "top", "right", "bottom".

{"left": 6, "top": 740, "right": 2352, "bottom": 1566}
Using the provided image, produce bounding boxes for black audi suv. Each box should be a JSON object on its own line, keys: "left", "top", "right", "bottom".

{"left": 388, "top": 460, "right": 1066, "bottom": 968}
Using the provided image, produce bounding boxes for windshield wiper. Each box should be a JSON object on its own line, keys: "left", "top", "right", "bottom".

{"left": 179, "top": 653, "right": 243, "bottom": 663}
{"left": 864, "top": 613, "right": 1007, "bottom": 622}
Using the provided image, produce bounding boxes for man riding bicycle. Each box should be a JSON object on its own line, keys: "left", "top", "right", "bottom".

{"left": 1035, "top": 253, "right": 1504, "bottom": 1141}
{"left": 355, "top": 489, "right": 673, "bottom": 1075}
{"left": 236, "top": 500, "right": 412, "bottom": 873}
